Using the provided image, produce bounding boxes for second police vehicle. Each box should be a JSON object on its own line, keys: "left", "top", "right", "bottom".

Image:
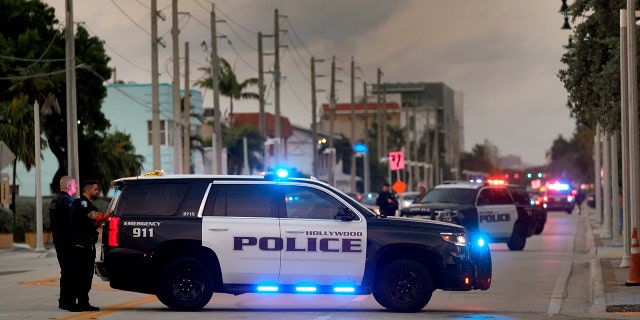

{"left": 95, "top": 170, "right": 492, "bottom": 313}
{"left": 399, "top": 180, "right": 535, "bottom": 251}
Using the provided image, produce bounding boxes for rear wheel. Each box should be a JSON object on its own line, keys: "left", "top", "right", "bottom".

{"left": 156, "top": 257, "right": 214, "bottom": 311}
{"left": 507, "top": 223, "right": 526, "bottom": 251}
{"left": 372, "top": 259, "right": 434, "bottom": 313}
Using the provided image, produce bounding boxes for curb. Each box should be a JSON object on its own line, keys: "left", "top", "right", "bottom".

{"left": 584, "top": 212, "right": 606, "bottom": 314}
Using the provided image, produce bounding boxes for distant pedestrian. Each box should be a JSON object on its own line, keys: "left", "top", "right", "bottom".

{"left": 70, "top": 180, "right": 112, "bottom": 312}
{"left": 413, "top": 183, "right": 428, "bottom": 204}
{"left": 575, "top": 189, "right": 586, "bottom": 215}
{"left": 49, "top": 176, "right": 77, "bottom": 311}
{"left": 376, "top": 182, "right": 398, "bottom": 216}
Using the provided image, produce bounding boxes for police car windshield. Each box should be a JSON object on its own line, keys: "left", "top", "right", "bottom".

{"left": 419, "top": 188, "right": 476, "bottom": 205}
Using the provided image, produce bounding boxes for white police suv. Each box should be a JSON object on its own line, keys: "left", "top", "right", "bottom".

{"left": 95, "top": 172, "right": 491, "bottom": 313}
{"left": 400, "top": 182, "right": 530, "bottom": 251}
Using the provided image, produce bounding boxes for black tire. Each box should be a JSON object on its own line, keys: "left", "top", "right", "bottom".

{"left": 534, "top": 223, "right": 544, "bottom": 235}
{"left": 372, "top": 259, "right": 434, "bottom": 313}
{"left": 507, "top": 223, "right": 526, "bottom": 251}
{"left": 156, "top": 257, "right": 214, "bottom": 311}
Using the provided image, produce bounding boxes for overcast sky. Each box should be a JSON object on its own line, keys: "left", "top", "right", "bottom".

{"left": 46, "top": 0, "right": 575, "bottom": 166}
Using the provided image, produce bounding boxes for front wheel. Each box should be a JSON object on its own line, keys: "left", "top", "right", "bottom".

{"left": 507, "top": 223, "right": 526, "bottom": 251}
{"left": 156, "top": 257, "right": 214, "bottom": 311}
{"left": 372, "top": 259, "right": 434, "bottom": 313}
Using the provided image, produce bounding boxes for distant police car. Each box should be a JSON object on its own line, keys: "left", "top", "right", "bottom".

{"left": 95, "top": 172, "right": 491, "bottom": 313}
{"left": 399, "top": 182, "right": 532, "bottom": 251}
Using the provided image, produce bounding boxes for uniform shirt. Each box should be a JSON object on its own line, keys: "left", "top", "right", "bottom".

{"left": 50, "top": 191, "right": 74, "bottom": 242}
{"left": 376, "top": 191, "right": 398, "bottom": 215}
{"left": 70, "top": 195, "right": 100, "bottom": 248}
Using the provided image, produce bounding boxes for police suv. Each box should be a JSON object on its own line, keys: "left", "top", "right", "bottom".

{"left": 399, "top": 182, "right": 531, "bottom": 251}
{"left": 95, "top": 172, "right": 491, "bottom": 313}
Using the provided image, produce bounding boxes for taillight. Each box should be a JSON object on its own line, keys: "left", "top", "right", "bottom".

{"left": 108, "top": 217, "right": 120, "bottom": 247}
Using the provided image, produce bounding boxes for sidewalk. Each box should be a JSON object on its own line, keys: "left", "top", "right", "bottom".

{"left": 586, "top": 207, "right": 640, "bottom": 316}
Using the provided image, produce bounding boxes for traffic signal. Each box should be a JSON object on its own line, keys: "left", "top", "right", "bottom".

{"left": 527, "top": 172, "right": 532, "bottom": 178}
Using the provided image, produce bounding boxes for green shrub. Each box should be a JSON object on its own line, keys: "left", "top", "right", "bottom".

{"left": 0, "top": 206, "right": 13, "bottom": 233}
{"left": 12, "top": 197, "right": 52, "bottom": 241}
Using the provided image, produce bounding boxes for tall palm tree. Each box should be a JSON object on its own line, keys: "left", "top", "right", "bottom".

{"left": 196, "top": 57, "right": 259, "bottom": 125}
{"left": 0, "top": 95, "right": 46, "bottom": 213}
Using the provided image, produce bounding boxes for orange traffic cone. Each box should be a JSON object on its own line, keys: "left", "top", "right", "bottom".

{"left": 626, "top": 227, "right": 640, "bottom": 286}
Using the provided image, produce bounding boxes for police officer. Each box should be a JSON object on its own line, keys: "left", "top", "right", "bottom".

{"left": 50, "top": 176, "right": 77, "bottom": 311}
{"left": 376, "top": 182, "right": 398, "bottom": 216}
{"left": 70, "top": 180, "right": 112, "bottom": 312}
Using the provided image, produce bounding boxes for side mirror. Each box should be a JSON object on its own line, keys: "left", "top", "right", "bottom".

{"left": 335, "top": 207, "right": 356, "bottom": 221}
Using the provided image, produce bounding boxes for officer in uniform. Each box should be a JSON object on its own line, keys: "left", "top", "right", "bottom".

{"left": 70, "top": 180, "right": 112, "bottom": 312}
{"left": 50, "top": 176, "right": 77, "bottom": 311}
{"left": 376, "top": 182, "right": 398, "bottom": 216}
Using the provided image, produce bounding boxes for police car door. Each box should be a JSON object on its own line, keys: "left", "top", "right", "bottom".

{"left": 476, "top": 187, "right": 517, "bottom": 239}
{"left": 200, "top": 181, "right": 281, "bottom": 284}
{"left": 277, "top": 182, "right": 367, "bottom": 286}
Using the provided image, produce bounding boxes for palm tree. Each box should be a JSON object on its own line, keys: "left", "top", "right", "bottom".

{"left": 0, "top": 95, "right": 45, "bottom": 214}
{"left": 196, "top": 57, "right": 259, "bottom": 125}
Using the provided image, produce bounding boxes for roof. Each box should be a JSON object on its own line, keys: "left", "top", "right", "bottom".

{"left": 232, "top": 112, "right": 294, "bottom": 138}
{"left": 320, "top": 102, "right": 400, "bottom": 113}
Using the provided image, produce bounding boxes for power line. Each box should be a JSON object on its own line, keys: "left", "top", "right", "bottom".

{"left": 223, "top": 39, "right": 258, "bottom": 73}
{"left": 0, "top": 55, "right": 65, "bottom": 62}
{"left": 282, "top": 49, "right": 309, "bottom": 85}
{"left": 82, "top": 24, "right": 151, "bottom": 73}
{"left": 285, "top": 32, "right": 309, "bottom": 69}
{"left": 284, "top": 17, "right": 314, "bottom": 58}
{"left": 110, "top": 0, "right": 150, "bottom": 36}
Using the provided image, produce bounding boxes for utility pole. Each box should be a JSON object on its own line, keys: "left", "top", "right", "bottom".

{"left": 311, "top": 57, "right": 318, "bottom": 177}
{"left": 274, "top": 9, "right": 282, "bottom": 167}
{"left": 65, "top": 0, "right": 79, "bottom": 192}
{"left": 620, "top": 8, "right": 631, "bottom": 267}
{"left": 382, "top": 84, "right": 387, "bottom": 157}
{"left": 350, "top": 57, "right": 356, "bottom": 193}
{"left": 376, "top": 68, "right": 382, "bottom": 161}
{"left": 183, "top": 42, "right": 191, "bottom": 173}
{"left": 626, "top": 0, "right": 639, "bottom": 236}
{"left": 211, "top": 3, "right": 222, "bottom": 174}
{"left": 258, "top": 32, "right": 266, "bottom": 164}
{"left": 328, "top": 56, "right": 336, "bottom": 186}
{"left": 363, "top": 82, "right": 370, "bottom": 194}
{"left": 151, "top": 0, "right": 161, "bottom": 170}
{"left": 171, "top": 0, "right": 183, "bottom": 174}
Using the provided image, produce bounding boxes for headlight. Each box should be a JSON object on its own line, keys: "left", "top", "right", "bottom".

{"left": 441, "top": 232, "right": 468, "bottom": 246}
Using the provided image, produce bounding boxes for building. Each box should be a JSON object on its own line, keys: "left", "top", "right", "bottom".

{"left": 12, "top": 83, "right": 203, "bottom": 197}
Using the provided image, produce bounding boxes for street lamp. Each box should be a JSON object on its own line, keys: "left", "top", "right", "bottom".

{"left": 561, "top": 0, "right": 571, "bottom": 29}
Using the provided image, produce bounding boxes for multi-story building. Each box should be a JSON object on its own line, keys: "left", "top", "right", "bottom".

{"left": 12, "top": 83, "right": 203, "bottom": 197}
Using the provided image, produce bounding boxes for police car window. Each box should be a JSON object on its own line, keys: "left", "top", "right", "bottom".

{"left": 488, "top": 188, "right": 513, "bottom": 205}
{"left": 422, "top": 188, "right": 476, "bottom": 204}
{"left": 282, "top": 185, "right": 342, "bottom": 220}
{"left": 205, "top": 184, "right": 276, "bottom": 218}
{"left": 119, "top": 183, "right": 189, "bottom": 216}
{"left": 509, "top": 188, "right": 530, "bottom": 205}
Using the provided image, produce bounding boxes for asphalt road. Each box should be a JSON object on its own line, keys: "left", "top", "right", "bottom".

{"left": 0, "top": 210, "right": 617, "bottom": 320}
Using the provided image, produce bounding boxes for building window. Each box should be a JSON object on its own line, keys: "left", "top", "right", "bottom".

{"left": 147, "top": 120, "right": 172, "bottom": 146}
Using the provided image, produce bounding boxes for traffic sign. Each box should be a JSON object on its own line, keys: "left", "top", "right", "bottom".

{"left": 388, "top": 151, "right": 405, "bottom": 170}
{"left": 392, "top": 180, "right": 407, "bottom": 194}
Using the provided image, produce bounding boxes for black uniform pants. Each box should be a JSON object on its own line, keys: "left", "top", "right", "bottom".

{"left": 71, "top": 244, "right": 96, "bottom": 305}
{"left": 53, "top": 239, "right": 74, "bottom": 306}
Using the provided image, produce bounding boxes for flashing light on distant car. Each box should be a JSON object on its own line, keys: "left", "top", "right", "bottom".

{"left": 487, "top": 179, "right": 505, "bottom": 185}
{"left": 547, "top": 182, "right": 570, "bottom": 191}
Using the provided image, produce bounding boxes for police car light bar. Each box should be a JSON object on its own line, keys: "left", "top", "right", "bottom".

{"left": 333, "top": 287, "right": 356, "bottom": 293}
{"left": 256, "top": 285, "right": 279, "bottom": 292}
{"left": 295, "top": 286, "right": 317, "bottom": 293}
{"left": 548, "top": 182, "right": 570, "bottom": 191}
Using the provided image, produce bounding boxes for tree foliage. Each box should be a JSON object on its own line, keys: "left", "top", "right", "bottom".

{"left": 0, "top": 0, "right": 143, "bottom": 195}
{"left": 558, "top": 0, "right": 624, "bottom": 133}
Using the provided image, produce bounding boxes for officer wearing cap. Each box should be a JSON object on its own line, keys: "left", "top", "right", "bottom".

{"left": 376, "top": 182, "right": 398, "bottom": 216}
